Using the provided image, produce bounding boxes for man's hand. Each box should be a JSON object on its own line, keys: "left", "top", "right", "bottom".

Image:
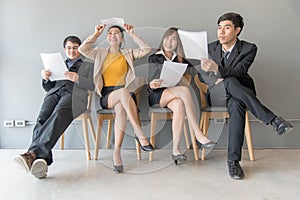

{"left": 215, "top": 78, "right": 224, "bottom": 85}
{"left": 64, "top": 71, "right": 79, "bottom": 83}
{"left": 149, "top": 79, "right": 163, "bottom": 89}
{"left": 201, "top": 58, "right": 219, "bottom": 73}
{"left": 41, "top": 69, "right": 52, "bottom": 81}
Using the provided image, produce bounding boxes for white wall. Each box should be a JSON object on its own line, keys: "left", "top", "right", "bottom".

{"left": 1, "top": 0, "right": 299, "bottom": 149}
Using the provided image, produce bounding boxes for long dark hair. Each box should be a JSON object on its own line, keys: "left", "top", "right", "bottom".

{"left": 157, "top": 27, "right": 185, "bottom": 63}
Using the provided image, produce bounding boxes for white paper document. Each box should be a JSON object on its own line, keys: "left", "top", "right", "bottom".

{"left": 101, "top": 17, "right": 125, "bottom": 27}
{"left": 40, "top": 52, "right": 68, "bottom": 81}
{"left": 178, "top": 29, "right": 208, "bottom": 59}
{"left": 159, "top": 61, "right": 188, "bottom": 87}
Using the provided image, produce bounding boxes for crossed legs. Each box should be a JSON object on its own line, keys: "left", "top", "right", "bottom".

{"left": 160, "top": 86, "right": 212, "bottom": 155}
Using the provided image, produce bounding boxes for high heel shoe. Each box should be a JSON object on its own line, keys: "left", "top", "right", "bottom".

{"left": 172, "top": 154, "right": 187, "bottom": 165}
{"left": 113, "top": 164, "right": 124, "bottom": 173}
{"left": 135, "top": 136, "right": 154, "bottom": 152}
{"left": 112, "top": 159, "right": 124, "bottom": 174}
{"left": 196, "top": 140, "right": 217, "bottom": 149}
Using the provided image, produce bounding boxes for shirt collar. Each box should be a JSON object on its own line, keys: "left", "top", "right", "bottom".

{"left": 156, "top": 49, "right": 177, "bottom": 61}
{"left": 66, "top": 57, "right": 81, "bottom": 68}
{"left": 222, "top": 41, "right": 236, "bottom": 55}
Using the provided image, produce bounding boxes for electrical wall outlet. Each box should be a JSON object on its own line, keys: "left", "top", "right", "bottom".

{"left": 15, "top": 120, "right": 26, "bottom": 127}
{"left": 3, "top": 120, "right": 14, "bottom": 127}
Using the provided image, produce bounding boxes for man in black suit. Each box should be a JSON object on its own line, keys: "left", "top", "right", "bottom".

{"left": 14, "top": 36, "right": 94, "bottom": 179}
{"left": 199, "top": 12, "right": 293, "bottom": 179}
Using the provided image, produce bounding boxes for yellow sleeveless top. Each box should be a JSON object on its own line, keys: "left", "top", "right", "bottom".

{"left": 102, "top": 52, "right": 128, "bottom": 86}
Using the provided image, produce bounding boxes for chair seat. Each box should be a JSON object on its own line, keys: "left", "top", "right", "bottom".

{"left": 201, "top": 107, "right": 228, "bottom": 112}
{"left": 97, "top": 109, "right": 114, "bottom": 114}
{"left": 149, "top": 107, "right": 172, "bottom": 113}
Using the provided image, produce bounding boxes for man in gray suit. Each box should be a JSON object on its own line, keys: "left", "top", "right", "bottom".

{"left": 14, "top": 36, "right": 94, "bottom": 179}
{"left": 199, "top": 12, "right": 293, "bottom": 180}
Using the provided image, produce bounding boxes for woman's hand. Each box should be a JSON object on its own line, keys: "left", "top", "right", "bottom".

{"left": 123, "top": 24, "right": 134, "bottom": 36}
{"left": 94, "top": 24, "right": 106, "bottom": 38}
{"left": 41, "top": 69, "right": 52, "bottom": 81}
{"left": 150, "top": 79, "right": 163, "bottom": 89}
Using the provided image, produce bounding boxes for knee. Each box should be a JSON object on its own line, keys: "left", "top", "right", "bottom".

{"left": 171, "top": 99, "right": 185, "bottom": 113}
{"left": 118, "top": 88, "right": 130, "bottom": 97}
{"left": 228, "top": 99, "right": 246, "bottom": 113}
{"left": 178, "top": 86, "right": 190, "bottom": 96}
{"left": 114, "top": 103, "right": 126, "bottom": 117}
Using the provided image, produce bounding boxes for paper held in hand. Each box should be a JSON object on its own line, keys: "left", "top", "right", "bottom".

{"left": 159, "top": 61, "right": 188, "bottom": 87}
{"left": 178, "top": 29, "right": 208, "bottom": 60}
{"left": 101, "top": 17, "right": 125, "bottom": 27}
{"left": 40, "top": 52, "right": 68, "bottom": 81}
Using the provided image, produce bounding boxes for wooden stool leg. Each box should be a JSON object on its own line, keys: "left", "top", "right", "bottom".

{"left": 87, "top": 115, "right": 96, "bottom": 144}
{"left": 149, "top": 113, "right": 157, "bottom": 161}
{"left": 82, "top": 115, "right": 91, "bottom": 160}
{"left": 136, "top": 115, "right": 142, "bottom": 160}
{"left": 60, "top": 133, "right": 65, "bottom": 150}
{"left": 106, "top": 120, "right": 112, "bottom": 149}
{"left": 201, "top": 113, "right": 209, "bottom": 160}
{"left": 189, "top": 120, "right": 199, "bottom": 161}
{"left": 245, "top": 111, "right": 255, "bottom": 161}
{"left": 94, "top": 115, "right": 103, "bottom": 160}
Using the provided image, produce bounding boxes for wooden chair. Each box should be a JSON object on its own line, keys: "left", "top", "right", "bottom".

{"left": 193, "top": 75, "right": 255, "bottom": 161}
{"left": 149, "top": 74, "right": 197, "bottom": 161}
{"left": 93, "top": 77, "right": 146, "bottom": 160}
{"left": 60, "top": 90, "right": 96, "bottom": 160}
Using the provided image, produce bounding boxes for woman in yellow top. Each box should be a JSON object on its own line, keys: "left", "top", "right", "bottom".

{"left": 79, "top": 24, "right": 153, "bottom": 173}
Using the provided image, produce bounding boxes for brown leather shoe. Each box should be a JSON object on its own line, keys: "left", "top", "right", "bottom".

{"left": 14, "top": 152, "right": 36, "bottom": 173}
{"left": 31, "top": 159, "right": 48, "bottom": 179}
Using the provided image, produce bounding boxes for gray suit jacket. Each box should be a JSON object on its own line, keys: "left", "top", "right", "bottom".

{"left": 42, "top": 58, "right": 94, "bottom": 116}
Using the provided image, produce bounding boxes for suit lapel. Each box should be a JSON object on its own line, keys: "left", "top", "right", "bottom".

{"left": 226, "top": 39, "right": 241, "bottom": 67}
{"left": 211, "top": 42, "right": 223, "bottom": 66}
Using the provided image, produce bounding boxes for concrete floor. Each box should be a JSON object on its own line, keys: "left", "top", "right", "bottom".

{"left": 1, "top": 148, "right": 300, "bottom": 200}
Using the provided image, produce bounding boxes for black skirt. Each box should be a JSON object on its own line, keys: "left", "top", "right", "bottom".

{"left": 100, "top": 86, "right": 137, "bottom": 109}
{"left": 148, "top": 87, "right": 167, "bottom": 107}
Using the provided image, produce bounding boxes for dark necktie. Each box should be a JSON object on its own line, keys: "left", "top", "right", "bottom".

{"left": 222, "top": 51, "right": 230, "bottom": 66}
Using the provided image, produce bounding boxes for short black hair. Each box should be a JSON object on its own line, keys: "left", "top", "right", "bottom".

{"left": 63, "top": 36, "right": 82, "bottom": 48}
{"left": 217, "top": 12, "right": 244, "bottom": 36}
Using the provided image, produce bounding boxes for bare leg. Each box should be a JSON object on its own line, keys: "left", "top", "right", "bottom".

{"left": 113, "top": 103, "right": 126, "bottom": 166}
{"left": 108, "top": 88, "right": 150, "bottom": 146}
{"left": 160, "top": 86, "right": 211, "bottom": 144}
{"left": 166, "top": 99, "right": 185, "bottom": 155}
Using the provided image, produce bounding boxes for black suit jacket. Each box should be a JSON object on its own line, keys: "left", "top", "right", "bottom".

{"left": 199, "top": 39, "right": 257, "bottom": 93}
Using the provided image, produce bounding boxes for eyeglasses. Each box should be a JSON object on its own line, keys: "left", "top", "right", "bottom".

{"left": 65, "top": 46, "right": 79, "bottom": 50}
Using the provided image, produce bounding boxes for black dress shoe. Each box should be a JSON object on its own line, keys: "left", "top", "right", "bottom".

{"left": 172, "top": 154, "right": 187, "bottom": 165}
{"left": 135, "top": 136, "right": 154, "bottom": 152}
{"left": 227, "top": 160, "right": 244, "bottom": 180}
{"left": 271, "top": 116, "right": 293, "bottom": 135}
